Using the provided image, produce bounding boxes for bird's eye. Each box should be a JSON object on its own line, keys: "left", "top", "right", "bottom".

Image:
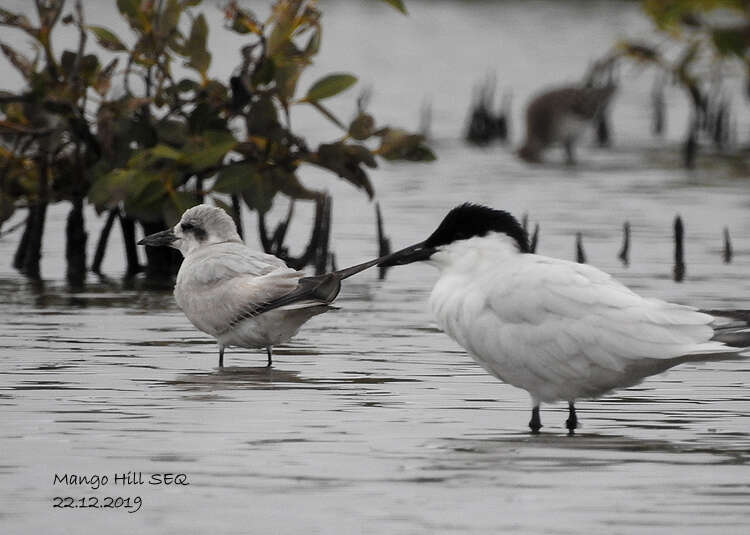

{"left": 181, "top": 222, "right": 194, "bottom": 232}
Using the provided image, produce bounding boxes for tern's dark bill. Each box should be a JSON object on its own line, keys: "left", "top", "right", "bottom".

{"left": 138, "top": 229, "right": 178, "bottom": 247}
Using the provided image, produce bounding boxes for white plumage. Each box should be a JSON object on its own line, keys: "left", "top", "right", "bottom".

{"left": 381, "top": 203, "right": 743, "bottom": 433}
{"left": 429, "top": 235, "right": 730, "bottom": 404}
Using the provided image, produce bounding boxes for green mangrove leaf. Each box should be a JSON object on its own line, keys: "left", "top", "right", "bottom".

{"left": 712, "top": 27, "right": 749, "bottom": 58}
{"left": 378, "top": 0, "right": 407, "bottom": 15}
{"left": 246, "top": 95, "right": 279, "bottom": 136}
{"left": 224, "top": 3, "right": 261, "bottom": 35}
{"left": 88, "top": 168, "right": 138, "bottom": 209}
{"left": 241, "top": 169, "right": 278, "bottom": 214}
{"left": 273, "top": 43, "right": 305, "bottom": 102}
{"left": 159, "top": 0, "right": 181, "bottom": 37}
{"left": 155, "top": 119, "right": 188, "bottom": 147}
{"left": 163, "top": 190, "right": 197, "bottom": 226}
{"left": 267, "top": 0, "right": 302, "bottom": 57}
{"left": 213, "top": 163, "right": 259, "bottom": 194}
{"left": 274, "top": 169, "right": 320, "bottom": 201}
{"left": 125, "top": 180, "right": 168, "bottom": 223}
{"left": 116, "top": 0, "right": 138, "bottom": 19}
{"left": 150, "top": 144, "right": 185, "bottom": 161}
{"left": 87, "top": 25, "right": 128, "bottom": 52}
{"left": 180, "top": 130, "right": 237, "bottom": 170}
{"left": 377, "top": 128, "right": 436, "bottom": 162}
{"left": 303, "top": 73, "right": 357, "bottom": 102}
{"left": 81, "top": 54, "right": 101, "bottom": 84}
{"left": 315, "top": 142, "right": 375, "bottom": 198}
{"left": 185, "top": 13, "right": 211, "bottom": 75}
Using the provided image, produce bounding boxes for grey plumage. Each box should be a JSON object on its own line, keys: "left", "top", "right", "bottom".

{"left": 139, "top": 204, "right": 380, "bottom": 367}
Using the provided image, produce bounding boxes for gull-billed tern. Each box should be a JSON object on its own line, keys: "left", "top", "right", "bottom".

{"left": 380, "top": 203, "right": 747, "bottom": 433}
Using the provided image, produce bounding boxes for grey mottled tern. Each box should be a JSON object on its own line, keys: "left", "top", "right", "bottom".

{"left": 139, "top": 204, "right": 381, "bottom": 367}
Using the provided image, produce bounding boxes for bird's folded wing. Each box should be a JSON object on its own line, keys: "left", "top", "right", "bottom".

{"left": 182, "top": 250, "right": 385, "bottom": 335}
{"left": 225, "top": 255, "right": 385, "bottom": 323}
{"left": 179, "top": 262, "right": 304, "bottom": 336}
{"left": 226, "top": 273, "right": 342, "bottom": 328}
{"left": 482, "top": 257, "right": 729, "bottom": 378}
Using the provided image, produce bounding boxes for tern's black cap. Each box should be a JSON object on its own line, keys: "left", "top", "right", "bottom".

{"left": 424, "top": 203, "right": 530, "bottom": 252}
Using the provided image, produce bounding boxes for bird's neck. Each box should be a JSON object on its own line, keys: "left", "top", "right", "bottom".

{"left": 431, "top": 234, "right": 523, "bottom": 274}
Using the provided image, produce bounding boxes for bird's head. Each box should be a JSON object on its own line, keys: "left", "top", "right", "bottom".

{"left": 379, "top": 203, "right": 530, "bottom": 267}
{"left": 138, "top": 204, "right": 241, "bottom": 256}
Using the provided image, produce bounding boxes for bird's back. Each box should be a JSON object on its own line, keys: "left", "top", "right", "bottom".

{"left": 430, "top": 250, "right": 733, "bottom": 402}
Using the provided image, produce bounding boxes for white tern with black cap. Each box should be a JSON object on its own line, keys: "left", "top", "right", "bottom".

{"left": 380, "top": 203, "right": 747, "bottom": 433}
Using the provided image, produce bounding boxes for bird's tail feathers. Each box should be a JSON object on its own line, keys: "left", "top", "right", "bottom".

{"left": 683, "top": 341, "right": 742, "bottom": 356}
{"left": 707, "top": 309, "right": 750, "bottom": 351}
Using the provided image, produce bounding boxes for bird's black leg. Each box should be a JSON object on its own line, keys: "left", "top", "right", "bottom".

{"left": 266, "top": 346, "right": 272, "bottom": 367}
{"left": 218, "top": 344, "right": 225, "bottom": 368}
{"left": 529, "top": 405, "right": 542, "bottom": 434}
{"left": 566, "top": 401, "right": 578, "bottom": 434}
{"left": 564, "top": 139, "right": 576, "bottom": 166}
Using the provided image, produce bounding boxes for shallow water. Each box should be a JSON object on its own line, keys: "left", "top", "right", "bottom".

{"left": 2, "top": 1, "right": 750, "bottom": 533}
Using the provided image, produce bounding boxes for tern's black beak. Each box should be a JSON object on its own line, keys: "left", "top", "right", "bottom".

{"left": 378, "top": 241, "right": 436, "bottom": 267}
{"left": 138, "top": 229, "right": 178, "bottom": 247}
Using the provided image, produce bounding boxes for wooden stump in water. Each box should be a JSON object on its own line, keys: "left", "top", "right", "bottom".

{"left": 376, "top": 202, "right": 391, "bottom": 280}
{"left": 65, "top": 197, "right": 87, "bottom": 288}
{"left": 575, "top": 233, "right": 586, "bottom": 264}
{"left": 20, "top": 202, "right": 47, "bottom": 280}
{"left": 618, "top": 221, "right": 630, "bottom": 266}
{"left": 529, "top": 224, "right": 539, "bottom": 254}
{"left": 120, "top": 215, "right": 142, "bottom": 279}
{"left": 723, "top": 227, "right": 732, "bottom": 264}
{"left": 673, "top": 215, "right": 685, "bottom": 282}
{"left": 91, "top": 208, "right": 119, "bottom": 275}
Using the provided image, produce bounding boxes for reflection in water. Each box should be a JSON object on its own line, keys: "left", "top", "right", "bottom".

{"left": 441, "top": 431, "right": 750, "bottom": 461}
{"left": 162, "top": 366, "right": 420, "bottom": 392}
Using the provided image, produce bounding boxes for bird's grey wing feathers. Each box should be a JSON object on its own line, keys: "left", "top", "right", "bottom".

{"left": 227, "top": 273, "right": 341, "bottom": 328}
{"left": 480, "top": 257, "right": 732, "bottom": 379}
{"left": 226, "top": 255, "right": 384, "bottom": 324}
{"left": 176, "top": 252, "right": 303, "bottom": 336}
